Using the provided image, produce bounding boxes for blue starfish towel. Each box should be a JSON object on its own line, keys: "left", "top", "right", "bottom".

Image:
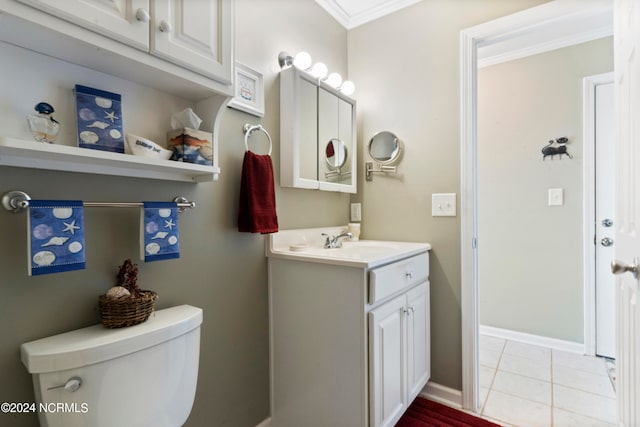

{"left": 141, "top": 202, "right": 180, "bottom": 262}
{"left": 28, "top": 200, "right": 86, "bottom": 276}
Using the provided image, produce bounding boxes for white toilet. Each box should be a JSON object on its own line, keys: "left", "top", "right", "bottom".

{"left": 21, "top": 305, "right": 203, "bottom": 427}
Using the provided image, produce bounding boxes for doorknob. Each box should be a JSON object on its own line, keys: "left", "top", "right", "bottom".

{"left": 602, "top": 218, "right": 613, "bottom": 227}
{"left": 611, "top": 258, "right": 639, "bottom": 279}
{"left": 601, "top": 237, "right": 614, "bottom": 247}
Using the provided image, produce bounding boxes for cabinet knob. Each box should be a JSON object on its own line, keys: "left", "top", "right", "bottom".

{"left": 405, "top": 272, "right": 413, "bottom": 280}
{"left": 135, "top": 8, "right": 150, "bottom": 23}
{"left": 159, "top": 20, "right": 172, "bottom": 33}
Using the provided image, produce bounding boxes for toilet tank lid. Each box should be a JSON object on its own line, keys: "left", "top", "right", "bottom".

{"left": 21, "top": 305, "right": 203, "bottom": 374}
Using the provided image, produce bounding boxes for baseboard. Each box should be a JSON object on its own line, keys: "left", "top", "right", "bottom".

{"left": 420, "top": 381, "right": 463, "bottom": 409}
{"left": 480, "top": 325, "right": 584, "bottom": 354}
{"left": 258, "top": 384, "right": 461, "bottom": 426}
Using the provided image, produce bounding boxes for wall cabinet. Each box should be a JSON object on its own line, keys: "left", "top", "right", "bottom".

{"left": 0, "top": 0, "right": 233, "bottom": 181}
{"left": 15, "top": 0, "right": 232, "bottom": 85}
{"left": 280, "top": 66, "right": 356, "bottom": 193}
{"left": 267, "top": 244, "right": 430, "bottom": 427}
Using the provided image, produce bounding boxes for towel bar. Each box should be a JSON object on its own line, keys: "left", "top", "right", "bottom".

{"left": 243, "top": 123, "right": 272, "bottom": 155}
{"left": 1, "top": 191, "right": 195, "bottom": 214}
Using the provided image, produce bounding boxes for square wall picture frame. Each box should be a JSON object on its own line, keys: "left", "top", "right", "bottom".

{"left": 228, "top": 62, "right": 265, "bottom": 117}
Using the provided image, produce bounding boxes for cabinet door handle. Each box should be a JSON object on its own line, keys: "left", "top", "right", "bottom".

{"left": 135, "top": 8, "right": 150, "bottom": 23}
{"left": 405, "top": 272, "right": 413, "bottom": 280}
{"left": 159, "top": 20, "right": 172, "bottom": 33}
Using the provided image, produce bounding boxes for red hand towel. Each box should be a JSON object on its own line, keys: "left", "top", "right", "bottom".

{"left": 238, "top": 151, "right": 279, "bottom": 234}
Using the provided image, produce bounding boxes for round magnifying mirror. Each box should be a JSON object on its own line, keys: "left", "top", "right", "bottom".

{"left": 368, "top": 131, "right": 402, "bottom": 164}
{"left": 325, "top": 138, "right": 347, "bottom": 170}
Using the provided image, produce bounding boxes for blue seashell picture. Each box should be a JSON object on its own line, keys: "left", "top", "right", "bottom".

{"left": 74, "top": 85, "right": 124, "bottom": 153}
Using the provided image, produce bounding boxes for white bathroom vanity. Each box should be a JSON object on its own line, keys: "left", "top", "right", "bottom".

{"left": 266, "top": 227, "right": 431, "bottom": 427}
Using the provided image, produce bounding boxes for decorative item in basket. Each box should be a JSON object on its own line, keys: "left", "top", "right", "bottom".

{"left": 99, "top": 259, "right": 158, "bottom": 328}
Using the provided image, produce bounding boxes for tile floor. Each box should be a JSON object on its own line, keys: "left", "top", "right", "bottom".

{"left": 478, "top": 334, "right": 616, "bottom": 427}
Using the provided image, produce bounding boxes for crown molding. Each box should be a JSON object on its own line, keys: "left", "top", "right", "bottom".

{"left": 315, "top": 0, "right": 422, "bottom": 30}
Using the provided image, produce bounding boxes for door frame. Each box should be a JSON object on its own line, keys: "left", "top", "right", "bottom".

{"left": 460, "top": 1, "right": 613, "bottom": 411}
{"left": 583, "top": 72, "right": 615, "bottom": 357}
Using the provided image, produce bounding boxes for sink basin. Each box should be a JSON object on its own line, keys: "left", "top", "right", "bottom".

{"left": 319, "top": 241, "right": 404, "bottom": 257}
{"left": 267, "top": 227, "right": 431, "bottom": 268}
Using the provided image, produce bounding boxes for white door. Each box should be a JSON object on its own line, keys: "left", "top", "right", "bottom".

{"left": 595, "top": 81, "right": 616, "bottom": 359}
{"left": 17, "top": 0, "right": 150, "bottom": 49}
{"left": 405, "top": 282, "right": 430, "bottom": 402}
{"left": 369, "top": 294, "right": 406, "bottom": 427}
{"left": 612, "top": 0, "right": 640, "bottom": 425}
{"left": 151, "top": 0, "right": 232, "bottom": 84}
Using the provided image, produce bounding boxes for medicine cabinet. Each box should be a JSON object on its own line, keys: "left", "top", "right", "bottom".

{"left": 280, "top": 66, "right": 356, "bottom": 193}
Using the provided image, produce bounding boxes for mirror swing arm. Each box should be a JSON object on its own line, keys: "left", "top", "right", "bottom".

{"left": 365, "top": 162, "right": 397, "bottom": 181}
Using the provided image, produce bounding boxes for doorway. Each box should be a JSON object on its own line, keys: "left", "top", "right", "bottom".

{"left": 459, "top": 1, "right": 614, "bottom": 412}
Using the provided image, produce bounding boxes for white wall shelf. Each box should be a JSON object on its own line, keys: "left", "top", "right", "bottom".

{"left": 0, "top": 137, "right": 218, "bottom": 182}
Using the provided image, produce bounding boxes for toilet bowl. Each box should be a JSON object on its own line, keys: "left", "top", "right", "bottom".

{"left": 21, "top": 305, "right": 202, "bottom": 427}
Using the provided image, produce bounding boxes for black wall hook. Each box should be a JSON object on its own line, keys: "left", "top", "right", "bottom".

{"left": 542, "top": 137, "right": 572, "bottom": 160}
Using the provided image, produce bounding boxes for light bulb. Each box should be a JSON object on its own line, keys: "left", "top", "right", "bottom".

{"left": 340, "top": 80, "right": 355, "bottom": 96}
{"left": 310, "top": 62, "right": 328, "bottom": 79}
{"left": 293, "top": 51, "right": 312, "bottom": 70}
{"left": 325, "top": 72, "right": 343, "bottom": 88}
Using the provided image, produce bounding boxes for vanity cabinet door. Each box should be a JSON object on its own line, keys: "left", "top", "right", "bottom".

{"left": 16, "top": 0, "right": 150, "bottom": 50}
{"left": 369, "top": 282, "right": 430, "bottom": 427}
{"left": 151, "top": 0, "right": 232, "bottom": 84}
{"left": 406, "top": 282, "right": 430, "bottom": 402}
{"left": 369, "top": 294, "right": 407, "bottom": 427}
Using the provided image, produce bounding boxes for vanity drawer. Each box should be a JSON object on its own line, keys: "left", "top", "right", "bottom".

{"left": 369, "top": 253, "right": 429, "bottom": 304}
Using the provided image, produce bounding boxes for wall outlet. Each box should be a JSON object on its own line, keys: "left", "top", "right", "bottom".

{"left": 350, "top": 203, "right": 362, "bottom": 222}
{"left": 432, "top": 193, "right": 456, "bottom": 217}
{"left": 548, "top": 188, "right": 564, "bottom": 206}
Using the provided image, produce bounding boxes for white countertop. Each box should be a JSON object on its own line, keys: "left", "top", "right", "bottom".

{"left": 266, "top": 227, "right": 431, "bottom": 268}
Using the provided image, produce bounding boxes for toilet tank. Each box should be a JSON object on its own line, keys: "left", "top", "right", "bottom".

{"left": 21, "top": 305, "right": 203, "bottom": 427}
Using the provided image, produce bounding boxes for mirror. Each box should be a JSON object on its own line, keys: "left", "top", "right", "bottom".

{"left": 325, "top": 139, "right": 347, "bottom": 169}
{"left": 280, "top": 66, "right": 356, "bottom": 193}
{"left": 365, "top": 131, "right": 402, "bottom": 181}
{"left": 368, "top": 131, "right": 401, "bottom": 164}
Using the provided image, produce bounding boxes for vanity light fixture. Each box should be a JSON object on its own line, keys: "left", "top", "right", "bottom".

{"left": 340, "top": 81, "right": 355, "bottom": 96}
{"left": 324, "top": 72, "right": 342, "bottom": 88}
{"left": 310, "top": 62, "right": 328, "bottom": 79}
{"left": 278, "top": 51, "right": 355, "bottom": 95}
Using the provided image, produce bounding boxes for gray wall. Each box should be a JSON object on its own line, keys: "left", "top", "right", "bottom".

{"left": 478, "top": 38, "right": 613, "bottom": 343}
{"left": 348, "top": 0, "right": 550, "bottom": 391}
{"left": 0, "top": 1, "right": 348, "bottom": 426}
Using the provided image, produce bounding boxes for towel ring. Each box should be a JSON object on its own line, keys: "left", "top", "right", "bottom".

{"left": 243, "top": 123, "right": 272, "bottom": 155}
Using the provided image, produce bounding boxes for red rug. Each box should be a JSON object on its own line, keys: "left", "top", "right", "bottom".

{"left": 395, "top": 398, "right": 500, "bottom": 427}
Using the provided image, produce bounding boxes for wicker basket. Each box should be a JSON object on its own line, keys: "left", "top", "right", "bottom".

{"left": 98, "top": 290, "right": 158, "bottom": 328}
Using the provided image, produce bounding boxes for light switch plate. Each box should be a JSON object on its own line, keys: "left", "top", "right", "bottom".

{"left": 548, "top": 188, "right": 564, "bottom": 206}
{"left": 350, "top": 203, "right": 362, "bottom": 222}
{"left": 432, "top": 193, "right": 456, "bottom": 217}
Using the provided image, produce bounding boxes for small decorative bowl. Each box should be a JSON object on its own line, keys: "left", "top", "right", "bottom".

{"left": 125, "top": 134, "right": 172, "bottom": 160}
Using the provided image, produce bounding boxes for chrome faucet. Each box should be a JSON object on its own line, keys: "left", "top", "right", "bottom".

{"left": 322, "top": 232, "right": 353, "bottom": 249}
